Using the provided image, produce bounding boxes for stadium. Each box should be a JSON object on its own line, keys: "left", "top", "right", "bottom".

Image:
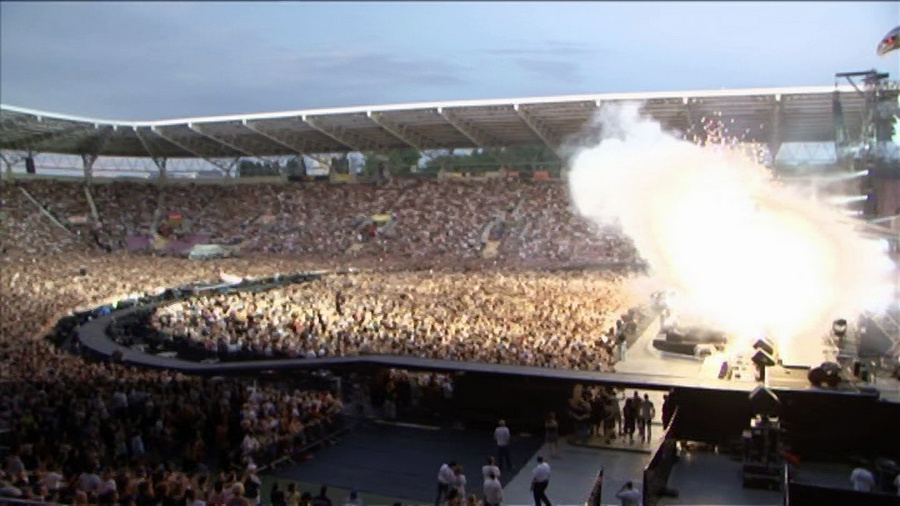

{"left": 2, "top": 5, "right": 900, "bottom": 506}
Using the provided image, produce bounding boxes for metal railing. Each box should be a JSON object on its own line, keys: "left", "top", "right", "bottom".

{"left": 642, "top": 407, "right": 679, "bottom": 506}
{"left": 586, "top": 468, "right": 604, "bottom": 506}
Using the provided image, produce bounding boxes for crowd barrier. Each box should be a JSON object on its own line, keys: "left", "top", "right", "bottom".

{"left": 642, "top": 407, "right": 680, "bottom": 506}
{"left": 586, "top": 468, "right": 604, "bottom": 506}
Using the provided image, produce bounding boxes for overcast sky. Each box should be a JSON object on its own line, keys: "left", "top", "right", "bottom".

{"left": 1, "top": 1, "right": 898, "bottom": 121}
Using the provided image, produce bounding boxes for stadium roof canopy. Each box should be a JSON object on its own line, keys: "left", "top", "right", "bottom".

{"left": 0, "top": 85, "right": 863, "bottom": 159}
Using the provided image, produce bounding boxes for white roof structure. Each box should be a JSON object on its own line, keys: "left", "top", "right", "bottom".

{"left": 0, "top": 86, "right": 864, "bottom": 159}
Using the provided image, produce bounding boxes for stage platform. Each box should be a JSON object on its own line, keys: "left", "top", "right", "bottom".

{"left": 76, "top": 304, "right": 900, "bottom": 403}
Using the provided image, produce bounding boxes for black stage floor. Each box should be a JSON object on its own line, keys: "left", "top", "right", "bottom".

{"left": 270, "top": 422, "right": 544, "bottom": 502}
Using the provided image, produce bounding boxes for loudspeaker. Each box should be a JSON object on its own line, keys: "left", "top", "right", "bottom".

{"left": 25, "top": 156, "right": 35, "bottom": 174}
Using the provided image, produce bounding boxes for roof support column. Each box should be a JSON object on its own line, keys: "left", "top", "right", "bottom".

{"left": 768, "top": 97, "right": 783, "bottom": 163}
{"left": 0, "top": 151, "right": 26, "bottom": 180}
{"left": 153, "top": 157, "right": 167, "bottom": 180}
{"left": 82, "top": 153, "right": 98, "bottom": 185}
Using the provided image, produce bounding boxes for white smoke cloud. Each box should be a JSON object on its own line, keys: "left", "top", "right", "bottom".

{"left": 567, "top": 103, "right": 894, "bottom": 366}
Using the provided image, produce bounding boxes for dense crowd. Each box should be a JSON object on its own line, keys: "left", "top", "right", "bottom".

{"left": 150, "top": 270, "right": 643, "bottom": 370}
{"left": 1, "top": 178, "right": 639, "bottom": 264}
{"left": 0, "top": 177, "right": 646, "bottom": 503}
{"left": 0, "top": 249, "right": 354, "bottom": 503}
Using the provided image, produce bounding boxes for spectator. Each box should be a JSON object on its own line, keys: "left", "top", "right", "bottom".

{"left": 545, "top": 412, "right": 559, "bottom": 457}
{"left": 436, "top": 461, "right": 457, "bottom": 506}
{"left": 483, "top": 471, "right": 502, "bottom": 506}
{"left": 530, "top": 456, "right": 551, "bottom": 506}
{"left": 615, "top": 481, "right": 641, "bottom": 506}
{"left": 494, "top": 421, "right": 512, "bottom": 471}
{"left": 850, "top": 467, "right": 875, "bottom": 492}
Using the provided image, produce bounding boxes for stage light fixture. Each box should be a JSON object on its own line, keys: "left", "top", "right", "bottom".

{"left": 751, "top": 349, "right": 777, "bottom": 382}
{"left": 832, "top": 319, "right": 847, "bottom": 338}
{"left": 752, "top": 338, "right": 775, "bottom": 356}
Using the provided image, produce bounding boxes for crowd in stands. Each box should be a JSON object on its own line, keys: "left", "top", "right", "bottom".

{"left": 1, "top": 179, "right": 639, "bottom": 265}
{"left": 0, "top": 177, "right": 647, "bottom": 503}
{"left": 150, "top": 270, "right": 644, "bottom": 371}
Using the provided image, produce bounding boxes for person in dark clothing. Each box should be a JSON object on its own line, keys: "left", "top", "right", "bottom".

{"left": 622, "top": 398, "right": 636, "bottom": 444}
{"left": 135, "top": 481, "right": 155, "bottom": 506}
{"left": 590, "top": 391, "right": 605, "bottom": 437}
{"left": 312, "top": 485, "right": 332, "bottom": 506}
{"left": 661, "top": 394, "right": 674, "bottom": 429}
{"left": 270, "top": 482, "right": 287, "bottom": 506}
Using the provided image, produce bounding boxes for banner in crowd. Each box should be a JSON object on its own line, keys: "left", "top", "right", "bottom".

{"left": 68, "top": 214, "right": 90, "bottom": 225}
{"left": 125, "top": 235, "right": 151, "bottom": 252}
{"left": 437, "top": 170, "right": 465, "bottom": 181}
{"left": 330, "top": 173, "right": 356, "bottom": 184}
{"left": 189, "top": 244, "right": 240, "bottom": 260}
{"left": 533, "top": 171, "right": 551, "bottom": 180}
{"left": 164, "top": 239, "right": 194, "bottom": 256}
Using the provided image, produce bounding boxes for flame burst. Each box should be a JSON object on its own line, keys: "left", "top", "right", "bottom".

{"left": 567, "top": 103, "right": 893, "bottom": 366}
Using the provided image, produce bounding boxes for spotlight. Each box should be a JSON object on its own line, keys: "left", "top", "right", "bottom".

{"left": 751, "top": 349, "right": 777, "bottom": 382}
{"left": 832, "top": 319, "right": 847, "bottom": 338}
{"left": 753, "top": 337, "right": 775, "bottom": 357}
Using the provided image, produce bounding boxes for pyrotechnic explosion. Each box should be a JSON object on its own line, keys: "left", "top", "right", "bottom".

{"left": 566, "top": 103, "right": 894, "bottom": 366}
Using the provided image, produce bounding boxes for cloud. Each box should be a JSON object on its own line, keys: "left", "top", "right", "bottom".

{"left": 486, "top": 40, "right": 597, "bottom": 57}
{"left": 513, "top": 58, "right": 583, "bottom": 83}
{"left": 0, "top": 4, "right": 469, "bottom": 119}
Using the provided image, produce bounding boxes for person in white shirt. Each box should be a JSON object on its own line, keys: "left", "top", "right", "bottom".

{"left": 494, "top": 420, "right": 512, "bottom": 471}
{"left": 850, "top": 467, "right": 875, "bottom": 492}
{"left": 453, "top": 465, "right": 467, "bottom": 497}
{"left": 435, "top": 461, "right": 457, "bottom": 506}
{"left": 42, "top": 465, "right": 64, "bottom": 491}
{"left": 184, "top": 488, "right": 207, "bottom": 506}
{"left": 615, "top": 481, "right": 641, "bottom": 506}
{"left": 531, "top": 456, "right": 551, "bottom": 506}
{"left": 639, "top": 395, "right": 655, "bottom": 443}
{"left": 96, "top": 470, "right": 117, "bottom": 497}
{"left": 77, "top": 468, "right": 100, "bottom": 493}
{"left": 482, "top": 457, "right": 501, "bottom": 483}
{"left": 483, "top": 471, "right": 503, "bottom": 506}
{"left": 894, "top": 472, "right": 900, "bottom": 496}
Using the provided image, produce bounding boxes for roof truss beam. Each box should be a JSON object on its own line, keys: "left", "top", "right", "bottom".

{"left": 242, "top": 121, "right": 308, "bottom": 156}
{"left": 243, "top": 121, "right": 332, "bottom": 165}
{"left": 438, "top": 108, "right": 502, "bottom": 148}
{"left": 367, "top": 112, "right": 435, "bottom": 151}
{"left": 189, "top": 124, "right": 256, "bottom": 158}
{"left": 133, "top": 127, "right": 168, "bottom": 173}
{"left": 304, "top": 116, "right": 377, "bottom": 152}
{"left": 76, "top": 126, "right": 114, "bottom": 156}
{"left": 514, "top": 105, "right": 562, "bottom": 156}
{"left": 1, "top": 125, "right": 96, "bottom": 151}
{"left": 148, "top": 126, "right": 240, "bottom": 174}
